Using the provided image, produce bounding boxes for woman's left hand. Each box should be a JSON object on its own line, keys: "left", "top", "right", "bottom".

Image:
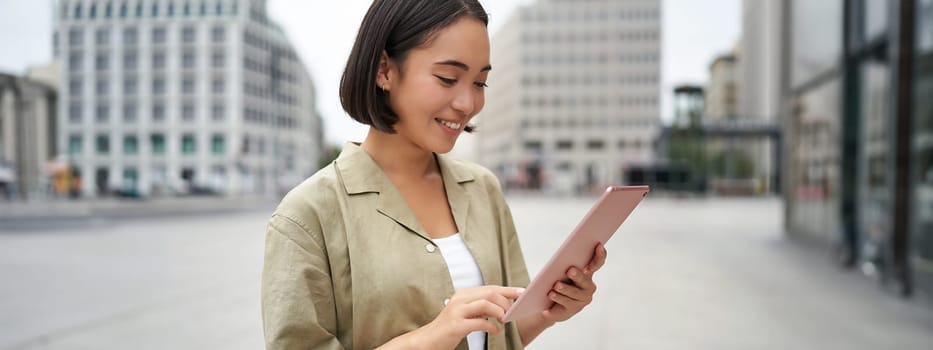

{"left": 540, "top": 243, "right": 607, "bottom": 323}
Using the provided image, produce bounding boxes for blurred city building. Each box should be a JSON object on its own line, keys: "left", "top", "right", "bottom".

{"left": 476, "top": 0, "right": 662, "bottom": 194}
{"left": 739, "top": 0, "right": 783, "bottom": 195}
{"left": 0, "top": 70, "right": 58, "bottom": 201}
{"left": 53, "top": 0, "right": 324, "bottom": 198}
{"left": 777, "top": 0, "right": 933, "bottom": 299}
{"left": 704, "top": 52, "right": 738, "bottom": 121}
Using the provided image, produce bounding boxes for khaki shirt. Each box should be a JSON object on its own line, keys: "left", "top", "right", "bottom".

{"left": 262, "top": 143, "right": 530, "bottom": 350}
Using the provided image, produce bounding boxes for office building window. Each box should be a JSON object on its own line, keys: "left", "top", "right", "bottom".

{"left": 95, "top": 53, "right": 109, "bottom": 71}
{"left": 123, "top": 51, "right": 137, "bottom": 70}
{"left": 182, "top": 51, "right": 196, "bottom": 69}
{"left": 95, "top": 103, "right": 110, "bottom": 123}
{"left": 95, "top": 79, "right": 109, "bottom": 95}
{"left": 123, "top": 27, "right": 137, "bottom": 45}
{"left": 152, "top": 52, "right": 165, "bottom": 69}
{"left": 182, "top": 77, "right": 195, "bottom": 94}
{"left": 123, "top": 76, "right": 137, "bottom": 95}
{"left": 211, "top": 103, "right": 224, "bottom": 120}
{"left": 183, "top": 2, "right": 191, "bottom": 16}
{"left": 151, "top": 134, "right": 166, "bottom": 155}
{"left": 182, "top": 26, "right": 196, "bottom": 43}
{"left": 68, "top": 135, "right": 83, "bottom": 155}
{"left": 95, "top": 28, "right": 110, "bottom": 46}
{"left": 151, "top": 3, "right": 159, "bottom": 17}
{"left": 524, "top": 140, "right": 543, "bottom": 151}
{"left": 586, "top": 140, "right": 606, "bottom": 150}
{"left": 123, "top": 135, "right": 139, "bottom": 154}
{"left": 212, "top": 78, "right": 224, "bottom": 94}
{"left": 119, "top": 3, "right": 128, "bottom": 18}
{"left": 152, "top": 27, "right": 166, "bottom": 44}
{"left": 167, "top": 3, "right": 175, "bottom": 16}
{"left": 123, "top": 102, "right": 137, "bottom": 123}
{"left": 68, "top": 29, "right": 83, "bottom": 45}
{"left": 104, "top": 2, "right": 112, "bottom": 18}
{"left": 152, "top": 78, "right": 165, "bottom": 95}
{"left": 211, "top": 26, "right": 225, "bottom": 42}
{"left": 89, "top": 3, "right": 97, "bottom": 18}
{"left": 211, "top": 134, "right": 225, "bottom": 155}
{"left": 68, "top": 52, "right": 83, "bottom": 70}
{"left": 182, "top": 134, "right": 196, "bottom": 154}
{"left": 135, "top": 3, "right": 143, "bottom": 17}
{"left": 152, "top": 102, "right": 165, "bottom": 122}
{"left": 96, "top": 134, "right": 110, "bottom": 154}
{"left": 556, "top": 140, "right": 573, "bottom": 150}
{"left": 211, "top": 51, "right": 225, "bottom": 68}
{"left": 200, "top": 3, "right": 208, "bottom": 15}
{"left": 74, "top": 4, "right": 83, "bottom": 19}
{"left": 181, "top": 103, "right": 196, "bottom": 121}
{"left": 69, "top": 102, "right": 83, "bottom": 123}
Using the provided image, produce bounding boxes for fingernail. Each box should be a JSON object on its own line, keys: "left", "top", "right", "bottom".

{"left": 515, "top": 287, "right": 526, "bottom": 294}
{"left": 569, "top": 269, "right": 578, "bottom": 277}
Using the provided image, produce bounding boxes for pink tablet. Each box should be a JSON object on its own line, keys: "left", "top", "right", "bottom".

{"left": 502, "top": 185, "right": 649, "bottom": 323}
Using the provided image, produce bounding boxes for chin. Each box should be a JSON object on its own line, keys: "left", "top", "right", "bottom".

{"left": 429, "top": 140, "right": 458, "bottom": 154}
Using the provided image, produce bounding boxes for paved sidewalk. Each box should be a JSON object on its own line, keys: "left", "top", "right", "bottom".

{"left": 0, "top": 196, "right": 930, "bottom": 349}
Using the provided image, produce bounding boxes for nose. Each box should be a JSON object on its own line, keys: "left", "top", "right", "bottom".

{"left": 450, "top": 87, "right": 476, "bottom": 117}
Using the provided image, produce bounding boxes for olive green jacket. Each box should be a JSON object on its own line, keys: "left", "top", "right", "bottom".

{"left": 262, "top": 143, "right": 530, "bottom": 350}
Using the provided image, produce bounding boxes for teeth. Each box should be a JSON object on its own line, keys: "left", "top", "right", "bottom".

{"left": 438, "top": 119, "right": 461, "bottom": 130}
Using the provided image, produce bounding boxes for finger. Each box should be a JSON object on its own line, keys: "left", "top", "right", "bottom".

{"left": 451, "top": 286, "right": 523, "bottom": 306}
{"left": 585, "top": 243, "right": 608, "bottom": 274}
{"left": 566, "top": 266, "right": 596, "bottom": 292}
{"left": 460, "top": 299, "right": 507, "bottom": 321}
{"left": 548, "top": 290, "right": 587, "bottom": 309}
{"left": 553, "top": 281, "right": 592, "bottom": 302}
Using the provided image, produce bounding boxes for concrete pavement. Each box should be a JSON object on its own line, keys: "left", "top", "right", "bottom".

{"left": 0, "top": 196, "right": 931, "bottom": 349}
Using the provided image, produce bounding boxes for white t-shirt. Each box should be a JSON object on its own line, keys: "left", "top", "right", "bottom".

{"left": 433, "top": 233, "right": 485, "bottom": 350}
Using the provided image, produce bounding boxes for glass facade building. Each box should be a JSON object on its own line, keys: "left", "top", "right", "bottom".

{"left": 783, "top": 0, "right": 933, "bottom": 297}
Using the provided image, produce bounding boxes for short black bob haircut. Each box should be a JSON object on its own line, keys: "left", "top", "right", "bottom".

{"left": 340, "top": 0, "right": 488, "bottom": 134}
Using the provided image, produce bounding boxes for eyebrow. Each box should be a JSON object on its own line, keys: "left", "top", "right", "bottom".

{"left": 434, "top": 60, "right": 492, "bottom": 72}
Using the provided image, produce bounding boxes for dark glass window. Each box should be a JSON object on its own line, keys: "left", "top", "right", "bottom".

{"left": 123, "top": 135, "right": 138, "bottom": 154}
{"left": 182, "top": 134, "right": 197, "bottom": 154}
{"left": 96, "top": 134, "right": 110, "bottom": 154}
{"left": 151, "top": 134, "right": 166, "bottom": 154}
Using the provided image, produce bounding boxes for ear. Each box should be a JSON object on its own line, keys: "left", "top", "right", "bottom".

{"left": 376, "top": 50, "right": 395, "bottom": 92}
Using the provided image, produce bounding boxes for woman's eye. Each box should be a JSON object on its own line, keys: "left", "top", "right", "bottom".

{"left": 435, "top": 76, "right": 457, "bottom": 86}
{"left": 474, "top": 82, "right": 489, "bottom": 89}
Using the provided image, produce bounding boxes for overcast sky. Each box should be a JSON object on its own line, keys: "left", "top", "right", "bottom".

{"left": 0, "top": 0, "right": 740, "bottom": 148}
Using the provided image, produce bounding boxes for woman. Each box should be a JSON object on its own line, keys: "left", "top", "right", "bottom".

{"left": 261, "top": 1, "right": 607, "bottom": 349}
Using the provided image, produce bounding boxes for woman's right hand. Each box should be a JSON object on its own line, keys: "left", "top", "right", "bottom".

{"left": 378, "top": 286, "right": 524, "bottom": 349}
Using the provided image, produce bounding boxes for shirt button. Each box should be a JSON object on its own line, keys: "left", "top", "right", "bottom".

{"left": 425, "top": 244, "right": 436, "bottom": 253}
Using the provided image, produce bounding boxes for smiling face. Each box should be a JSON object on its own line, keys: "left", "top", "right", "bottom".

{"left": 378, "top": 16, "right": 490, "bottom": 154}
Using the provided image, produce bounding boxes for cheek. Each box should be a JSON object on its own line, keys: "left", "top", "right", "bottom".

{"left": 474, "top": 91, "right": 486, "bottom": 114}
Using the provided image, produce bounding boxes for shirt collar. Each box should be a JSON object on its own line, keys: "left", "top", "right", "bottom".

{"left": 334, "top": 142, "right": 474, "bottom": 196}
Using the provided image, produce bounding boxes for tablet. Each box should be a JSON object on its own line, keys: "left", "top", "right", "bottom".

{"left": 502, "top": 185, "right": 649, "bottom": 323}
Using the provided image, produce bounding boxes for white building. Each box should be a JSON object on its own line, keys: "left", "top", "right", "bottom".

{"left": 54, "top": 0, "right": 323, "bottom": 198}
{"left": 0, "top": 72, "right": 58, "bottom": 200}
{"left": 738, "top": 0, "right": 785, "bottom": 192}
{"left": 476, "top": 0, "right": 662, "bottom": 193}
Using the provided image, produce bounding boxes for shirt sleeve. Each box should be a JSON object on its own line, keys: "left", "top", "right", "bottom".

{"left": 261, "top": 212, "right": 345, "bottom": 350}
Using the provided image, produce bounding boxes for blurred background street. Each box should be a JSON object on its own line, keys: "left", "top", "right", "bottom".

{"left": 2, "top": 196, "right": 932, "bottom": 350}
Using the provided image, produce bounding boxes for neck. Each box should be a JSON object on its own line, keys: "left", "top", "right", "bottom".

{"left": 360, "top": 128, "right": 438, "bottom": 180}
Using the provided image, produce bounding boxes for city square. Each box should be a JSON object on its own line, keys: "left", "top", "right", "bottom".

{"left": 1, "top": 195, "right": 931, "bottom": 349}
